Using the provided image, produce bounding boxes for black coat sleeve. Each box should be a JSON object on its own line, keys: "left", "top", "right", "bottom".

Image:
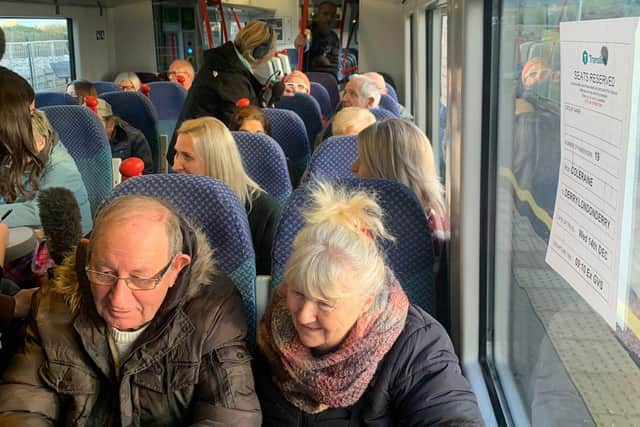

{"left": 388, "top": 309, "right": 483, "bottom": 426}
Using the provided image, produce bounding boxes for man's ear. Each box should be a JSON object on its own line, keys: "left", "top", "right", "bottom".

{"left": 168, "top": 253, "right": 191, "bottom": 287}
{"left": 366, "top": 97, "right": 376, "bottom": 109}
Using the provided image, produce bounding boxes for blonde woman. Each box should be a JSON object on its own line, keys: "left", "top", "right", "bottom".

{"left": 173, "top": 116, "right": 280, "bottom": 275}
{"left": 114, "top": 72, "right": 141, "bottom": 92}
{"left": 255, "top": 181, "right": 480, "bottom": 425}
{"left": 351, "top": 118, "right": 449, "bottom": 305}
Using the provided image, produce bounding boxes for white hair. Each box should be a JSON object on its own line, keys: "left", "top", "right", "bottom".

{"left": 349, "top": 74, "right": 381, "bottom": 108}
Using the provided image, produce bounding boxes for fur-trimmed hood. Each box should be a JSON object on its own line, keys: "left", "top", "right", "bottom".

{"left": 48, "top": 225, "right": 217, "bottom": 316}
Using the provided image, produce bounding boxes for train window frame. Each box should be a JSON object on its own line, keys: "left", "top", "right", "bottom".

{"left": 0, "top": 17, "right": 76, "bottom": 91}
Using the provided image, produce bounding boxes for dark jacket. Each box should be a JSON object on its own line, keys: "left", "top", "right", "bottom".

{"left": 168, "top": 42, "right": 264, "bottom": 164}
{"left": 247, "top": 190, "right": 280, "bottom": 275}
{"left": 110, "top": 118, "right": 154, "bottom": 174}
{"left": 0, "top": 229, "right": 262, "bottom": 427}
{"left": 255, "top": 305, "right": 482, "bottom": 426}
{"left": 305, "top": 22, "right": 340, "bottom": 78}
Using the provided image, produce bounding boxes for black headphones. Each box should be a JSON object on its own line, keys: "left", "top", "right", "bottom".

{"left": 252, "top": 25, "right": 274, "bottom": 61}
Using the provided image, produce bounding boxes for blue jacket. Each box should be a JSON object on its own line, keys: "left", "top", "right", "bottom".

{"left": 0, "top": 142, "right": 93, "bottom": 235}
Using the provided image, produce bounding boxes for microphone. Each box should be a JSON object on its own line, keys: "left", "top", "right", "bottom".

{"left": 268, "top": 80, "right": 285, "bottom": 107}
{"left": 119, "top": 157, "right": 145, "bottom": 180}
{"left": 262, "top": 70, "right": 283, "bottom": 107}
{"left": 38, "top": 187, "right": 82, "bottom": 265}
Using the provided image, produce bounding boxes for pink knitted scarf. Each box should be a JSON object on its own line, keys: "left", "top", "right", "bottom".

{"left": 258, "top": 271, "right": 409, "bottom": 414}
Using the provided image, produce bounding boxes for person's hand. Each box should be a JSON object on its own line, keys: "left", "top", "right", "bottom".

{"left": 13, "top": 287, "right": 38, "bottom": 318}
{"left": 0, "top": 223, "right": 8, "bottom": 248}
{"left": 294, "top": 33, "right": 306, "bottom": 49}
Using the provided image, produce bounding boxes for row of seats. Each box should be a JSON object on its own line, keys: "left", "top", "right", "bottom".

{"left": 38, "top": 100, "right": 399, "bottom": 219}
{"left": 104, "top": 173, "right": 435, "bottom": 345}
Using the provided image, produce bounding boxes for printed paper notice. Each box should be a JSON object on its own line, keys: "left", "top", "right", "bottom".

{"left": 546, "top": 18, "right": 640, "bottom": 329}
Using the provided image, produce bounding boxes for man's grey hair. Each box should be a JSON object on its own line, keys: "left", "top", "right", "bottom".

{"left": 349, "top": 74, "right": 381, "bottom": 107}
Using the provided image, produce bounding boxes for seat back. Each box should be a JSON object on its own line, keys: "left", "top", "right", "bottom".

{"left": 41, "top": 105, "right": 113, "bottom": 215}
{"left": 310, "top": 82, "right": 333, "bottom": 119}
{"left": 93, "top": 81, "right": 120, "bottom": 94}
{"left": 263, "top": 108, "right": 311, "bottom": 184}
{"left": 100, "top": 91, "right": 160, "bottom": 172}
{"left": 232, "top": 131, "right": 292, "bottom": 207}
{"left": 102, "top": 174, "right": 258, "bottom": 342}
{"left": 304, "top": 135, "right": 357, "bottom": 183}
{"left": 35, "top": 92, "right": 77, "bottom": 108}
{"left": 370, "top": 108, "right": 397, "bottom": 121}
{"left": 147, "top": 81, "right": 187, "bottom": 121}
{"left": 307, "top": 71, "right": 340, "bottom": 111}
{"left": 275, "top": 93, "right": 323, "bottom": 145}
{"left": 385, "top": 83, "right": 399, "bottom": 102}
{"left": 378, "top": 94, "right": 401, "bottom": 117}
{"left": 271, "top": 177, "right": 435, "bottom": 313}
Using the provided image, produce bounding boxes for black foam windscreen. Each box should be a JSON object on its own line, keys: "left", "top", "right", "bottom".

{"left": 38, "top": 187, "right": 82, "bottom": 265}
{"left": 269, "top": 80, "right": 285, "bottom": 106}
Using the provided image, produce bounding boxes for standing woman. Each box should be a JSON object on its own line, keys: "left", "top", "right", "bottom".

{"left": 168, "top": 20, "right": 275, "bottom": 163}
{"left": 172, "top": 116, "right": 280, "bottom": 275}
{"left": 255, "top": 181, "right": 480, "bottom": 425}
{"left": 0, "top": 67, "right": 92, "bottom": 235}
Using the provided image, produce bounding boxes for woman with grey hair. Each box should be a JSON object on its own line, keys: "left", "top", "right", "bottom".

{"left": 254, "top": 181, "right": 481, "bottom": 426}
{"left": 114, "top": 71, "right": 141, "bottom": 92}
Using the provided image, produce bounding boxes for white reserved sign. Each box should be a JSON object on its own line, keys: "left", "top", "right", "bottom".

{"left": 546, "top": 17, "right": 640, "bottom": 329}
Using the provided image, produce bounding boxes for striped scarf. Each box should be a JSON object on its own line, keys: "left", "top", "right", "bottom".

{"left": 258, "top": 270, "right": 409, "bottom": 414}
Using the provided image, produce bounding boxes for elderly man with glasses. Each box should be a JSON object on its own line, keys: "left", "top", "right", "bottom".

{"left": 0, "top": 195, "right": 261, "bottom": 426}
{"left": 282, "top": 70, "right": 311, "bottom": 96}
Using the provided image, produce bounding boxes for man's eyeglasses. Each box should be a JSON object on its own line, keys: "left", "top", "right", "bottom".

{"left": 85, "top": 257, "right": 175, "bottom": 291}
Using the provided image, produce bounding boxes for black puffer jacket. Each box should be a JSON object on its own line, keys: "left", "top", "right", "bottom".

{"left": 254, "top": 305, "right": 482, "bottom": 426}
{"left": 168, "top": 42, "right": 264, "bottom": 164}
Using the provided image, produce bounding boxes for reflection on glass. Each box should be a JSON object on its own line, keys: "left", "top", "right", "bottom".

{"left": 492, "top": 0, "right": 640, "bottom": 425}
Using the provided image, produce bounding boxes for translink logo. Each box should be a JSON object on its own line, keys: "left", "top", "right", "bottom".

{"left": 582, "top": 47, "right": 609, "bottom": 65}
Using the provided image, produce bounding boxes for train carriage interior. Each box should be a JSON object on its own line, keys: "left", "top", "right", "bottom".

{"left": 1, "top": 0, "right": 640, "bottom": 425}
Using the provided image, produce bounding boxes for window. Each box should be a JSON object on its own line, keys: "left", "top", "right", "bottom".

{"left": 0, "top": 18, "right": 74, "bottom": 91}
{"left": 486, "top": 0, "right": 640, "bottom": 424}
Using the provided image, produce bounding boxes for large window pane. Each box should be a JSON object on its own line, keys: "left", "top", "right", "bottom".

{"left": 0, "top": 18, "right": 73, "bottom": 91}
{"left": 490, "top": 1, "right": 640, "bottom": 425}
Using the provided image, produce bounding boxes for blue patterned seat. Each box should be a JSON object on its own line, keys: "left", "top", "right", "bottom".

{"left": 102, "top": 174, "right": 258, "bottom": 344}
{"left": 147, "top": 81, "right": 187, "bottom": 139}
{"left": 100, "top": 91, "right": 160, "bottom": 172}
{"left": 369, "top": 107, "right": 397, "bottom": 121}
{"left": 93, "top": 81, "right": 120, "bottom": 94}
{"left": 232, "top": 131, "right": 292, "bottom": 207}
{"left": 263, "top": 108, "right": 311, "bottom": 185}
{"left": 378, "top": 94, "right": 401, "bottom": 117}
{"left": 271, "top": 178, "right": 435, "bottom": 314}
{"left": 386, "top": 83, "right": 399, "bottom": 103}
{"left": 35, "top": 92, "right": 77, "bottom": 108}
{"left": 304, "top": 135, "right": 357, "bottom": 183}
{"left": 41, "top": 105, "right": 112, "bottom": 216}
{"left": 275, "top": 93, "right": 323, "bottom": 145}
{"left": 310, "top": 82, "right": 333, "bottom": 119}
{"left": 307, "top": 72, "right": 340, "bottom": 111}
